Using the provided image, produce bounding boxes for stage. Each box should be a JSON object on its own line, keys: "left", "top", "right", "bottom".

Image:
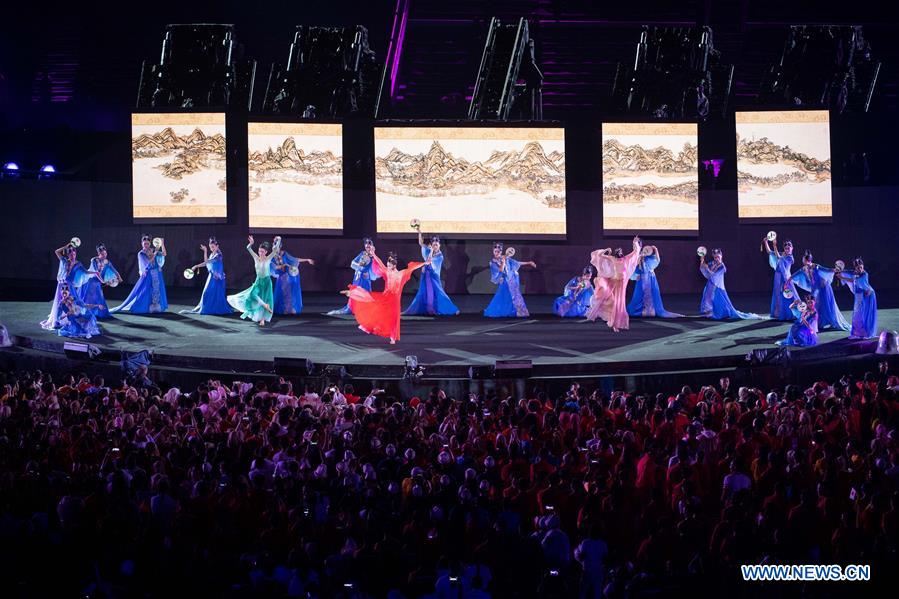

{"left": 1, "top": 290, "right": 895, "bottom": 380}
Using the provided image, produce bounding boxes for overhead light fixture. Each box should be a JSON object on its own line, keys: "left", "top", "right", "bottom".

{"left": 1, "top": 162, "right": 21, "bottom": 179}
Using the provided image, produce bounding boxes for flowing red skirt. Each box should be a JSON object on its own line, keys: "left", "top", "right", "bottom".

{"left": 347, "top": 285, "right": 402, "bottom": 340}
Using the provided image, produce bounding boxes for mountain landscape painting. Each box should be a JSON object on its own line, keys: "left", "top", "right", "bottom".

{"left": 247, "top": 123, "right": 343, "bottom": 231}
{"left": 131, "top": 113, "right": 227, "bottom": 219}
{"left": 602, "top": 123, "right": 698, "bottom": 232}
{"left": 374, "top": 127, "right": 566, "bottom": 236}
{"left": 735, "top": 111, "right": 832, "bottom": 219}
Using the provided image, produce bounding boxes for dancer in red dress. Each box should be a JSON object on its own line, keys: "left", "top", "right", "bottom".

{"left": 341, "top": 252, "right": 429, "bottom": 344}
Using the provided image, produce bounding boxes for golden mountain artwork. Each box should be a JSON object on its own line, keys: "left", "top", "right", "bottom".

{"left": 131, "top": 127, "right": 226, "bottom": 180}
{"left": 736, "top": 134, "right": 831, "bottom": 191}
{"left": 247, "top": 137, "right": 343, "bottom": 184}
{"left": 375, "top": 140, "right": 565, "bottom": 206}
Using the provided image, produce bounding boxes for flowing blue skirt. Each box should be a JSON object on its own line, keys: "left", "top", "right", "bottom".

{"left": 111, "top": 270, "right": 168, "bottom": 314}
{"left": 403, "top": 270, "right": 459, "bottom": 315}
{"left": 770, "top": 272, "right": 796, "bottom": 320}
{"left": 181, "top": 275, "right": 232, "bottom": 315}
{"left": 484, "top": 283, "right": 528, "bottom": 318}
{"left": 702, "top": 286, "right": 760, "bottom": 320}
{"left": 812, "top": 285, "right": 850, "bottom": 331}
{"left": 79, "top": 278, "right": 112, "bottom": 319}
{"left": 41, "top": 282, "right": 68, "bottom": 330}
{"left": 274, "top": 273, "right": 304, "bottom": 315}
{"left": 779, "top": 323, "right": 817, "bottom": 347}
{"left": 553, "top": 290, "right": 593, "bottom": 318}
{"left": 627, "top": 276, "right": 682, "bottom": 318}
{"left": 850, "top": 291, "right": 878, "bottom": 339}
{"left": 58, "top": 311, "right": 102, "bottom": 339}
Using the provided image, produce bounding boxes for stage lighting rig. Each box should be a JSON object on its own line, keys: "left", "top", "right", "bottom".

{"left": 610, "top": 26, "right": 733, "bottom": 120}
{"left": 469, "top": 17, "right": 543, "bottom": 121}
{"left": 760, "top": 25, "right": 880, "bottom": 113}
{"left": 262, "top": 26, "right": 381, "bottom": 117}
{"left": 137, "top": 24, "right": 256, "bottom": 109}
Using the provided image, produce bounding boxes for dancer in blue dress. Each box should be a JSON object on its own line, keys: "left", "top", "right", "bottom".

{"left": 789, "top": 250, "right": 850, "bottom": 331}
{"left": 699, "top": 248, "right": 761, "bottom": 320}
{"left": 777, "top": 296, "right": 818, "bottom": 347}
{"left": 111, "top": 235, "right": 168, "bottom": 314}
{"left": 837, "top": 258, "right": 878, "bottom": 339}
{"left": 762, "top": 236, "right": 797, "bottom": 320}
{"left": 403, "top": 230, "right": 459, "bottom": 316}
{"left": 553, "top": 267, "right": 594, "bottom": 318}
{"left": 484, "top": 242, "right": 537, "bottom": 318}
{"left": 627, "top": 245, "right": 683, "bottom": 318}
{"left": 56, "top": 284, "right": 102, "bottom": 339}
{"left": 181, "top": 237, "right": 233, "bottom": 315}
{"left": 271, "top": 242, "right": 315, "bottom": 315}
{"left": 41, "top": 240, "right": 97, "bottom": 330}
{"left": 80, "top": 243, "right": 122, "bottom": 319}
{"left": 328, "top": 237, "right": 382, "bottom": 315}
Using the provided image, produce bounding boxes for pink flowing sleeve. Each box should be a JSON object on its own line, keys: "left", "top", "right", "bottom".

{"left": 371, "top": 254, "right": 386, "bottom": 278}
{"left": 622, "top": 250, "right": 641, "bottom": 280}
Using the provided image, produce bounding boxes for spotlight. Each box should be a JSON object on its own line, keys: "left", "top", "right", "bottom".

{"left": 702, "top": 159, "right": 724, "bottom": 178}
{"left": 40, "top": 164, "right": 56, "bottom": 174}
{"left": 1, "top": 162, "right": 20, "bottom": 179}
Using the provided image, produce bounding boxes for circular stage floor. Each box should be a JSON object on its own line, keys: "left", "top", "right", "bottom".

{"left": 2, "top": 292, "right": 894, "bottom": 379}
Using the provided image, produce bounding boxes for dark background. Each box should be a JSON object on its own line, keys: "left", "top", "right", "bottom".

{"left": 0, "top": 0, "right": 896, "bottom": 298}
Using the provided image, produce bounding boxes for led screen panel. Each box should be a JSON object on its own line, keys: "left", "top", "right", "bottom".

{"left": 736, "top": 110, "right": 832, "bottom": 219}
{"left": 131, "top": 112, "right": 227, "bottom": 221}
{"left": 375, "top": 127, "right": 566, "bottom": 237}
{"left": 247, "top": 122, "right": 343, "bottom": 232}
{"left": 602, "top": 122, "right": 698, "bottom": 232}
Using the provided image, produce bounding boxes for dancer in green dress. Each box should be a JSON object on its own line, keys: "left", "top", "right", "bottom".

{"left": 227, "top": 235, "right": 282, "bottom": 327}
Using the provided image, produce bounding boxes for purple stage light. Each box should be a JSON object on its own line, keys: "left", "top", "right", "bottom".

{"left": 3, "top": 162, "right": 19, "bottom": 171}
{"left": 40, "top": 164, "right": 56, "bottom": 173}
{"left": 702, "top": 159, "right": 724, "bottom": 178}
{"left": 390, "top": 0, "right": 409, "bottom": 98}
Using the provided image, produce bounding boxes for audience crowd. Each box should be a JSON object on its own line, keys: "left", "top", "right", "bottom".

{"left": 0, "top": 362, "right": 897, "bottom": 597}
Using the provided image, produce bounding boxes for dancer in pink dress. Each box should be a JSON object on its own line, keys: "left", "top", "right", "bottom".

{"left": 586, "top": 236, "right": 642, "bottom": 332}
